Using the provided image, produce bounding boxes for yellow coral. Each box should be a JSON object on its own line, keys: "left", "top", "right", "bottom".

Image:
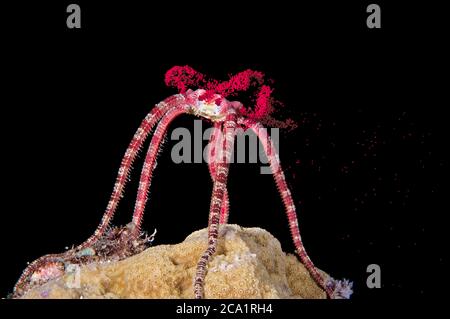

{"left": 21, "top": 224, "right": 326, "bottom": 299}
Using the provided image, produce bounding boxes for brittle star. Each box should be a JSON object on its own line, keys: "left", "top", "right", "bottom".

{"left": 12, "top": 66, "right": 352, "bottom": 299}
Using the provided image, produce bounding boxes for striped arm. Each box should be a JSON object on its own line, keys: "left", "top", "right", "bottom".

{"left": 194, "top": 113, "right": 237, "bottom": 299}
{"left": 246, "top": 120, "right": 333, "bottom": 298}
{"left": 131, "top": 106, "right": 187, "bottom": 234}
{"left": 207, "top": 122, "right": 230, "bottom": 224}
{"left": 13, "top": 94, "right": 185, "bottom": 298}
{"left": 87, "top": 94, "right": 184, "bottom": 246}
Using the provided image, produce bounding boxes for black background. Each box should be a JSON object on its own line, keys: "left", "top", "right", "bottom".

{"left": 0, "top": 0, "right": 445, "bottom": 309}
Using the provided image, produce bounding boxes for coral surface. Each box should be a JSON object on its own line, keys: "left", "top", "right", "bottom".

{"left": 21, "top": 224, "right": 327, "bottom": 299}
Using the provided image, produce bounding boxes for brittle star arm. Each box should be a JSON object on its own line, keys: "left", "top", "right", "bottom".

{"left": 13, "top": 95, "right": 185, "bottom": 297}
{"left": 194, "top": 112, "right": 237, "bottom": 299}
{"left": 88, "top": 95, "right": 184, "bottom": 245}
{"left": 245, "top": 120, "right": 334, "bottom": 298}
{"left": 131, "top": 105, "right": 188, "bottom": 235}
{"left": 207, "top": 122, "right": 230, "bottom": 224}
{"left": 13, "top": 255, "right": 65, "bottom": 297}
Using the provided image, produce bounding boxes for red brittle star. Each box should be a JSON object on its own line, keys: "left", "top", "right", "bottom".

{"left": 12, "top": 66, "right": 352, "bottom": 299}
